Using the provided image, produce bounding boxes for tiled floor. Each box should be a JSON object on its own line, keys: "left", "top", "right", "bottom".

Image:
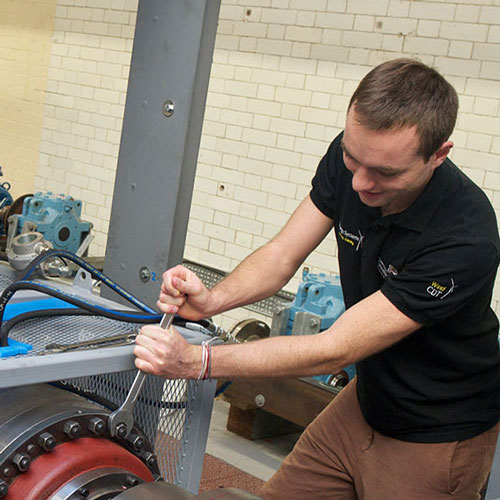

{"left": 204, "top": 398, "right": 301, "bottom": 482}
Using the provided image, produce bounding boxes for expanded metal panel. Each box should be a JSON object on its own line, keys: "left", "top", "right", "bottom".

{"left": 184, "top": 260, "right": 294, "bottom": 317}
{"left": 0, "top": 271, "right": 14, "bottom": 290}
{"left": 65, "top": 371, "right": 199, "bottom": 485}
{"left": 5, "top": 315, "right": 138, "bottom": 357}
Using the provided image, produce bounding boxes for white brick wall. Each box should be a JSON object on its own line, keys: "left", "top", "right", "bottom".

{"left": 28, "top": 0, "right": 500, "bottom": 318}
{"left": 34, "top": 0, "right": 136, "bottom": 252}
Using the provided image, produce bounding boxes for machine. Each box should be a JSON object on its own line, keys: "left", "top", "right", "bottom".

{"left": 271, "top": 268, "right": 355, "bottom": 388}
{"left": 4, "top": 0, "right": 498, "bottom": 497}
{"left": 0, "top": 246, "right": 259, "bottom": 499}
{"left": 10, "top": 192, "right": 93, "bottom": 256}
{"left": 0, "top": 170, "right": 93, "bottom": 265}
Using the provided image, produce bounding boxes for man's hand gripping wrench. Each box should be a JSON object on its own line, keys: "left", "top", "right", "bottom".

{"left": 107, "top": 313, "right": 174, "bottom": 438}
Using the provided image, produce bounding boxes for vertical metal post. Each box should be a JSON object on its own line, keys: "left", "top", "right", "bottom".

{"left": 176, "top": 379, "right": 217, "bottom": 493}
{"left": 486, "top": 437, "right": 500, "bottom": 499}
{"left": 103, "top": 0, "right": 221, "bottom": 306}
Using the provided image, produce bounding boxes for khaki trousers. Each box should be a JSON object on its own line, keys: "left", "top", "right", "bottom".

{"left": 261, "top": 380, "right": 499, "bottom": 500}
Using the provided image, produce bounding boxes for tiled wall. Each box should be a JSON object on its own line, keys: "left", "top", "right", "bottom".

{"left": 190, "top": 0, "right": 500, "bottom": 324}
{"left": 9, "top": 0, "right": 500, "bottom": 324}
{"left": 34, "top": 0, "right": 137, "bottom": 251}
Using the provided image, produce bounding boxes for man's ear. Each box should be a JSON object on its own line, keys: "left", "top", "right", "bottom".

{"left": 431, "top": 141, "right": 453, "bottom": 170}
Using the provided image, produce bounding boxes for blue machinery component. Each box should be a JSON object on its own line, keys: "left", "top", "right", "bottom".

{"left": 0, "top": 167, "right": 13, "bottom": 234}
{"left": 283, "top": 269, "right": 345, "bottom": 334}
{"left": 271, "top": 269, "right": 356, "bottom": 387}
{"left": 16, "top": 192, "right": 92, "bottom": 254}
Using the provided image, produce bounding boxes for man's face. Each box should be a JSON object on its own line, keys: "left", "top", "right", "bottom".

{"left": 342, "top": 108, "right": 449, "bottom": 216}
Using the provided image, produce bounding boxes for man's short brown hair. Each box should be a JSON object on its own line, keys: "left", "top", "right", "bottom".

{"left": 348, "top": 59, "right": 458, "bottom": 161}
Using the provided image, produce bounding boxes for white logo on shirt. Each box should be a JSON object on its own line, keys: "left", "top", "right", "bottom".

{"left": 338, "top": 222, "right": 364, "bottom": 251}
{"left": 426, "top": 278, "right": 457, "bottom": 299}
{"left": 377, "top": 258, "right": 399, "bottom": 279}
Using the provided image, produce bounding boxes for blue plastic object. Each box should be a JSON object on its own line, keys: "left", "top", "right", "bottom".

{"left": 17, "top": 192, "right": 91, "bottom": 253}
{"left": 0, "top": 298, "right": 75, "bottom": 358}
{"left": 0, "top": 339, "right": 32, "bottom": 358}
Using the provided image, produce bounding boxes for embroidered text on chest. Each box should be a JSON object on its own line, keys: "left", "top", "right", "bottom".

{"left": 338, "top": 222, "right": 364, "bottom": 251}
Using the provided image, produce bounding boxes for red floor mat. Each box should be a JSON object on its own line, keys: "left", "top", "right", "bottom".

{"left": 199, "top": 453, "right": 265, "bottom": 496}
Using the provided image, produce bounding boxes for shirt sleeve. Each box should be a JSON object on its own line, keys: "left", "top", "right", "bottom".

{"left": 381, "top": 236, "right": 500, "bottom": 326}
{"left": 309, "top": 133, "right": 344, "bottom": 220}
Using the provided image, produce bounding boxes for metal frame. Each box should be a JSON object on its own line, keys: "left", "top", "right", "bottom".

{"left": 487, "top": 442, "right": 500, "bottom": 500}
{"left": 103, "top": 0, "right": 221, "bottom": 308}
{"left": 175, "top": 378, "right": 217, "bottom": 492}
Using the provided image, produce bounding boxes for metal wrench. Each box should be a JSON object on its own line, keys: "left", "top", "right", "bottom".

{"left": 44, "top": 332, "right": 137, "bottom": 353}
{"left": 107, "top": 313, "right": 174, "bottom": 438}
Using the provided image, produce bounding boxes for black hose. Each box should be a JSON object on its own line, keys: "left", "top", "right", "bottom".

{"left": 18, "top": 249, "right": 156, "bottom": 314}
{"left": 0, "top": 249, "right": 219, "bottom": 349}
{"left": 0, "top": 281, "right": 164, "bottom": 346}
{"left": 0, "top": 306, "right": 165, "bottom": 347}
{"left": 2, "top": 308, "right": 93, "bottom": 346}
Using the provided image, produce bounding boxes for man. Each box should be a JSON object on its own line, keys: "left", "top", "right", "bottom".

{"left": 134, "top": 59, "right": 500, "bottom": 499}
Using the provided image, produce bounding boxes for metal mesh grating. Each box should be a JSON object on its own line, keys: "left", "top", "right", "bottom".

{"left": 184, "top": 260, "right": 294, "bottom": 317}
{"left": 65, "top": 371, "right": 200, "bottom": 484}
{"left": 0, "top": 271, "right": 14, "bottom": 290}
{"left": 3, "top": 315, "right": 139, "bottom": 357}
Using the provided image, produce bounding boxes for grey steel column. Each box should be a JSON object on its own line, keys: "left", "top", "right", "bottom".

{"left": 103, "top": 0, "right": 221, "bottom": 307}
{"left": 486, "top": 439, "right": 500, "bottom": 499}
{"left": 175, "top": 379, "right": 217, "bottom": 493}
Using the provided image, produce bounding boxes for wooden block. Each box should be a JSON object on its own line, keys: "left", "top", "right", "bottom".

{"left": 218, "top": 377, "right": 339, "bottom": 440}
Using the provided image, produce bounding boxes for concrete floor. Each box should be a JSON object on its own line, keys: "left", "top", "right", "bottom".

{"left": 204, "top": 398, "right": 301, "bottom": 482}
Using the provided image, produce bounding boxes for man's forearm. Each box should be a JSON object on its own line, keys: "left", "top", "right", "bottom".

{"left": 198, "top": 291, "right": 422, "bottom": 380}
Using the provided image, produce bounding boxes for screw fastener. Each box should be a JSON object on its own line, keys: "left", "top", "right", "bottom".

{"left": 38, "top": 432, "right": 56, "bottom": 451}
{"left": 139, "top": 266, "right": 151, "bottom": 283}
{"left": 115, "top": 423, "right": 128, "bottom": 439}
{"left": 125, "top": 476, "right": 140, "bottom": 487}
{"left": 143, "top": 452, "right": 157, "bottom": 467}
{"left": 88, "top": 417, "right": 106, "bottom": 435}
{"left": 128, "top": 434, "right": 144, "bottom": 451}
{"left": 255, "top": 394, "right": 265, "bottom": 407}
{"left": 0, "top": 479, "right": 8, "bottom": 498}
{"left": 13, "top": 453, "right": 31, "bottom": 472}
{"left": 78, "top": 487, "right": 90, "bottom": 498}
{"left": 2, "top": 467, "right": 13, "bottom": 478}
{"left": 162, "top": 100, "right": 175, "bottom": 117}
{"left": 63, "top": 421, "right": 81, "bottom": 439}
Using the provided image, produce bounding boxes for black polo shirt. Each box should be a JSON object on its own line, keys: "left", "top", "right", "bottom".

{"left": 310, "top": 132, "right": 500, "bottom": 443}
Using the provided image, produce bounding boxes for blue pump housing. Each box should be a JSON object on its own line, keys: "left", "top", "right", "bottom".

{"left": 285, "top": 269, "right": 356, "bottom": 386}
{"left": 285, "top": 270, "right": 345, "bottom": 335}
{"left": 17, "top": 192, "right": 91, "bottom": 254}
